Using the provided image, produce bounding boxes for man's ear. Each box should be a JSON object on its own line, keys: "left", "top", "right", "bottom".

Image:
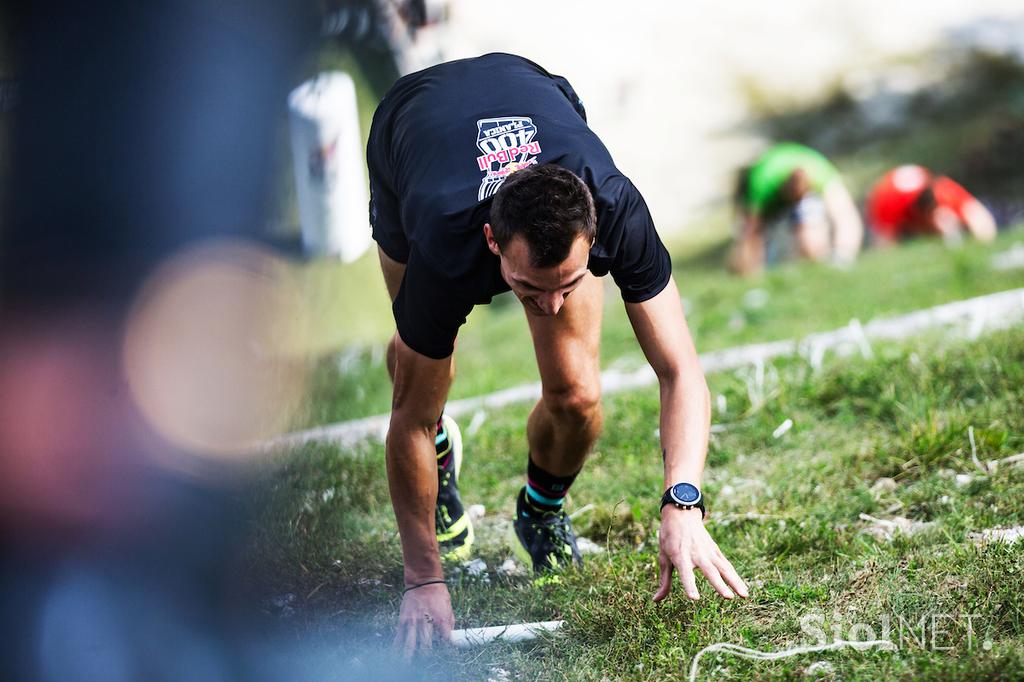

{"left": 483, "top": 223, "right": 501, "bottom": 257}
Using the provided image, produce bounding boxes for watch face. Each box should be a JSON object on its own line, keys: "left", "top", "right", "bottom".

{"left": 672, "top": 483, "right": 701, "bottom": 505}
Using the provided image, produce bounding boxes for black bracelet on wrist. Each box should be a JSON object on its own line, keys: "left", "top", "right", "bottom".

{"left": 403, "top": 579, "right": 447, "bottom": 593}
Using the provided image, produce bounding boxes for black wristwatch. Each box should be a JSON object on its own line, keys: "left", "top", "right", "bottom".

{"left": 660, "top": 482, "right": 706, "bottom": 518}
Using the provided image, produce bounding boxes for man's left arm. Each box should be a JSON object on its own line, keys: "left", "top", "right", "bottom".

{"left": 625, "top": 276, "right": 749, "bottom": 602}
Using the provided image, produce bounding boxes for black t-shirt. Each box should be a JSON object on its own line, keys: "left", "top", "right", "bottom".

{"left": 367, "top": 53, "right": 672, "bottom": 359}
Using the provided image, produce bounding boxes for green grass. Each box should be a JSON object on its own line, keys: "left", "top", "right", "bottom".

{"left": 295, "top": 228, "right": 1024, "bottom": 427}
{"left": 245, "top": 301, "right": 1024, "bottom": 680}
{"left": 240, "top": 45, "right": 1024, "bottom": 681}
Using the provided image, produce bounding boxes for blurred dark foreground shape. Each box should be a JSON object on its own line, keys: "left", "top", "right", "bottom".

{"left": 0, "top": 2, "right": 423, "bottom": 680}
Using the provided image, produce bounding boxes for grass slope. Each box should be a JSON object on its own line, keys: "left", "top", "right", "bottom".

{"left": 244, "top": 46, "right": 1024, "bottom": 680}
{"left": 246, "top": 317, "right": 1024, "bottom": 680}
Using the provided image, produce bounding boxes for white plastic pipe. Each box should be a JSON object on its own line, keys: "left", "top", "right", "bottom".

{"left": 450, "top": 620, "right": 564, "bottom": 648}
{"left": 261, "top": 287, "right": 1024, "bottom": 451}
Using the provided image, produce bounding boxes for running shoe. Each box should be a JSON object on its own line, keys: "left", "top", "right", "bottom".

{"left": 509, "top": 486, "right": 582, "bottom": 573}
{"left": 436, "top": 414, "right": 474, "bottom": 560}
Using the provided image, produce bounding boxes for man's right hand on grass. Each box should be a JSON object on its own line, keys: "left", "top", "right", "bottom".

{"left": 395, "top": 582, "right": 455, "bottom": 659}
{"left": 383, "top": 332, "right": 455, "bottom": 658}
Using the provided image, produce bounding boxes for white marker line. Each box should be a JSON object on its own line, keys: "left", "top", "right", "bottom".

{"left": 688, "top": 639, "right": 896, "bottom": 682}
{"left": 262, "top": 288, "right": 1024, "bottom": 451}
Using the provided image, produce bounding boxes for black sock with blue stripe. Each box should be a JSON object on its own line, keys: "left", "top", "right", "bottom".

{"left": 522, "top": 457, "right": 579, "bottom": 517}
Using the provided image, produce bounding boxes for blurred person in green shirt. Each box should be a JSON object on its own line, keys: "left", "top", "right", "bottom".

{"left": 730, "top": 143, "right": 862, "bottom": 275}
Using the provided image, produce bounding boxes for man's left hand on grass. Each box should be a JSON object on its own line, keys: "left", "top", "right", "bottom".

{"left": 653, "top": 506, "right": 749, "bottom": 602}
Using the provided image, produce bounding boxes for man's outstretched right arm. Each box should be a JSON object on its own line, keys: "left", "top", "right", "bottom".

{"left": 386, "top": 332, "right": 455, "bottom": 657}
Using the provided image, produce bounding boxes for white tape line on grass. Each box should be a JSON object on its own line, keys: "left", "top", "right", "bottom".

{"left": 688, "top": 639, "right": 896, "bottom": 682}
{"left": 265, "top": 288, "right": 1024, "bottom": 450}
{"left": 450, "top": 620, "right": 563, "bottom": 648}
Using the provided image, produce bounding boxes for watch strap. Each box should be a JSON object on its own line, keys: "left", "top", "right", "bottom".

{"left": 660, "top": 487, "right": 707, "bottom": 518}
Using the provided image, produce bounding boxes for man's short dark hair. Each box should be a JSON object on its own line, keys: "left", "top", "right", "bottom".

{"left": 489, "top": 164, "right": 597, "bottom": 267}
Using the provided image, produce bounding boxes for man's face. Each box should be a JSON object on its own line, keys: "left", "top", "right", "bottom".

{"left": 484, "top": 226, "right": 591, "bottom": 317}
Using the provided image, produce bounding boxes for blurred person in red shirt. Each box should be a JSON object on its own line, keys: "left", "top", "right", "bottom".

{"left": 866, "top": 165, "right": 996, "bottom": 245}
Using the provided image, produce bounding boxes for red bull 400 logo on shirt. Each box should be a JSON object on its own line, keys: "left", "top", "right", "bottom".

{"left": 476, "top": 116, "right": 542, "bottom": 200}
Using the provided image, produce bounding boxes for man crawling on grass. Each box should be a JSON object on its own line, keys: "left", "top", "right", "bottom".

{"left": 367, "top": 53, "right": 749, "bottom": 655}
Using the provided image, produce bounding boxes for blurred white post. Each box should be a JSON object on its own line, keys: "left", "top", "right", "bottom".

{"left": 288, "top": 72, "right": 370, "bottom": 261}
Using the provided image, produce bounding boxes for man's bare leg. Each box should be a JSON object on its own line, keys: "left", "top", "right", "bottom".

{"left": 524, "top": 273, "right": 604, "bottom": 477}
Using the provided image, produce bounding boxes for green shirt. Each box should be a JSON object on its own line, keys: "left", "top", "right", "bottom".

{"left": 745, "top": 143, "right": 840, "bottom": 215}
